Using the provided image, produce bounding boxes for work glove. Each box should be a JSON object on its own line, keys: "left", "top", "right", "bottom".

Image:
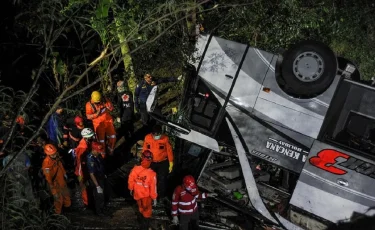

{"left": 96, "top": 186, "right": 103, "bottom": 194}
{"left": 77, "top": 175, "right": 83, "bottom": 182}
{"left": 63, "top": 141, "right": 68, "bottom": 147}
{"left": 129, "top": 190, "right": 133, "bottom": 197}
{"left": 169, "top": 162, "right": 174, "bottom": 173}
{"left": 172, "top": 216, "right": 179, "bottom": 225}
{"left": 153, "top": 199, "right": 157, "bottom": 207}
{"left": 207, "top": 193, "right": 218, "bottom": 198}
{"left": 116, "top": 117, "right": 121, "bottom": 123}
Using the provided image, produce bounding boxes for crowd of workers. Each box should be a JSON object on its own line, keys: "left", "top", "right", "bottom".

{"left": 0, "top": 73, "right": 217, "bottom": 230}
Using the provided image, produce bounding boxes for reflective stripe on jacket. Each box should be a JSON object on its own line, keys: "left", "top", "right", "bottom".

{"left": 128, "top": 165, "right": 157, "bottom": 200}
{"left": 171, "top": 185, "right": 206, "bottom": 216}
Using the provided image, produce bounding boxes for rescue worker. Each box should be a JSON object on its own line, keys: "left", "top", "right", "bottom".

{"left": 73, "top": 127, "right": 98, "bottom": 208}
{"left": 171, "top": 175, "right": 217, "bottom": 229}
{"left": 63, "top": 115, "right": 85, "bottom": 149}
{"left": 116, "top": 80, "right": 134, "bottom": 140}
{"left": 128, "top": 150, "right": 157, "bottom": 230}
{"left": 86, "top": 91, "right": 116, "bottom": 155}
{"left": 134, "top": 73, "right": 181, "bottom": 126}
{"left": 87, "top": 141, "right": 107, "bottom": 216}
{"left": 46, "top": 106, "right": 64, "bottom": 148}
{"left": 143, "top": 124, "right": 173, "bottom": 201}
{"left": 42, "top": 144, "right": 71, "bottom": 214}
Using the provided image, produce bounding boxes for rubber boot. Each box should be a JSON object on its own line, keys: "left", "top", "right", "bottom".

{"left": 144, "top": 217, "right": 150, "bottom": 230}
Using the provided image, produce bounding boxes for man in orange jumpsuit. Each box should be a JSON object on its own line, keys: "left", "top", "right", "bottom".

{"left": 128, "top": 150, "right": 157, "bottom": 230}
{"left": 143, "top": 124, "right": 173, "bottom": 202}
{"left": 42, "top": 144, "right": 71, "bottom": 214}
{"left": 85, "top": 91, "right": 116, "bottom": 155}
{"left": 73, "top": 127, "right": 99, "bottom": 208}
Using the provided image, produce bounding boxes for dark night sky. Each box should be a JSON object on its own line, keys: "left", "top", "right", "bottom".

{"left": 0, "top": 1, "right": 37, "bottom": 92}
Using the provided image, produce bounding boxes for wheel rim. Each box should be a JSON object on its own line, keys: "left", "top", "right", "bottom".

{"left": 293, "top": 51, "right": 324, "bottom": 82}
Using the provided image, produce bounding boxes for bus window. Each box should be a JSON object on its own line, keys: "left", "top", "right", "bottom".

{"left": 321, "top": 80, "right": 375, "bottom": 157}
{"left": 189, "top": 79, "right": 221, "bottom": 131}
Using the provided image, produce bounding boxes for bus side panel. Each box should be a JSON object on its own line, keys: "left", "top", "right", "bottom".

{"left": 290, "top": 140, "right": 375, "bottom": 223}
{"left": 226, "top": 106, "right": 312, "bottom": 173}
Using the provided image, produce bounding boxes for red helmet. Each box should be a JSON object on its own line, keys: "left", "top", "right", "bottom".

{"left": 74, "top": 116, "right": 83, "bottom": 125}
{"left": 91, "top": 142, "right": 103, "bottom": 152}
{"left": 183, "top": 175, "right": 196, "bottom": 190}
{"left": 141, "top": 150, "right": 153, "bottom": 161}
{"left": 44, "top": 144, "right": 57, "bottom": 155}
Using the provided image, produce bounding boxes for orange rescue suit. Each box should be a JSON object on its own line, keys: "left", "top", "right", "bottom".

{"left": 42, "top": 156, "right": 71, "bottom": 214}
{"left": 74, "top": 138, "right": 91, "bottom": 206}
{"left": 142, "top": 134, "right": 174, "bottom": 163}
{"left": 85, "top": 99, "right": 116, "bottom": 154}
{"left": 128, "top": 165, "right": 157, "bottom": 218}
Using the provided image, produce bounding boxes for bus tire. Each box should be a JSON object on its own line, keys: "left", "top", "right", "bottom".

{"left": 279, "top": 40, "right": 337, "bottom": 97}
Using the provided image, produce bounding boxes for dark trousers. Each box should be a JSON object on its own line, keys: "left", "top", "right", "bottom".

{"left": 120, "top": 120, "right": 134, "bottom": 140}
{"left": 150, "top": 160, "right": 169, "bottom": 199}
{"left": 138, "top": 214, "right": 151, "bottom": 230}
{"left": 139, "top": 103, "right": 149, "bottom": 126}
{"left": 139, "top": 103, "right": 162, "bottom": 126}
{"left": 91, "top": 177, "right": 105, "bottom": 214}
{"left": 180, "top": 210, "right": 199, "bottom": 230}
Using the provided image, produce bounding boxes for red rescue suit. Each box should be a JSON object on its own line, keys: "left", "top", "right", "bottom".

{"left": 171, "top": 184, "right": 206, "bottom": 216}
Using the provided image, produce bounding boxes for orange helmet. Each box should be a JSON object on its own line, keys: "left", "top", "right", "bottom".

{"left": 16, "top": 115, "right": 25, "bottom": 126}
{"left": 44, "top": 144, "right": 57, "bottom": 155}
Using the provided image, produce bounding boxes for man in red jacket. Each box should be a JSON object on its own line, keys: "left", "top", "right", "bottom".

{"left": 128, "top": 150, "right": 157, "bottom": 230}
{"left": 171, "top": 175, "right": 217, "bottom": 230}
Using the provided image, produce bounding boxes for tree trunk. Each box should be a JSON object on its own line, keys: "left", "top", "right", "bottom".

{"left": 113, "top": 17, "right": 137, "bottom": 93}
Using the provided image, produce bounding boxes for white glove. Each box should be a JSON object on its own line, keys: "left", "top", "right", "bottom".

{"left": 116, "top": 117, "right": 121, "bottom": 123}
{"left": 172, "top": 216, "right": 179, "bottom": 225}
{"left": 153, "top": 199, "right": 157, "bottom": 207}
{"left": 207, "top": 193, "right": 218, "bottom": 198}
{"left": 177, "top": 75, "right": 183, "bottom": 81}
{"left": 69, "top": 149, "right": 76, "bottom": 158}
{"left": 96, "top": 186, "right": 103, "bottom": 194}
{"left": 130, "top": 190, "right": 133, "bottom": 196}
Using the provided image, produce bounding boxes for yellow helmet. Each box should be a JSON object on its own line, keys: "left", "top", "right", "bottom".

{"left": 91, "top": 91, "right": 101, "bottom": 103}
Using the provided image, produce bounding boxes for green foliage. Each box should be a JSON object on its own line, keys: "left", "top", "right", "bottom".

{"left": 0, "top": 173, "right": 70, "bottom": 230}
{"left": 204, "top": 0, "right": 375, "bottom": 79}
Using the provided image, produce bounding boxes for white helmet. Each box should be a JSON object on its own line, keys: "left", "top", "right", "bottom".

{"left": 81, "top": 128, "right": 94, "bottom": 138}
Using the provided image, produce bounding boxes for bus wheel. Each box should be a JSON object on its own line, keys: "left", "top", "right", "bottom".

{"left": 279, "top": 40, "right": 337, "bottom": 97}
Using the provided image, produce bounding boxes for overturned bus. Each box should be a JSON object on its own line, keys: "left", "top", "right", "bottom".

{"left": 146, "top": 34, "right": 375, "bottom": 229}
